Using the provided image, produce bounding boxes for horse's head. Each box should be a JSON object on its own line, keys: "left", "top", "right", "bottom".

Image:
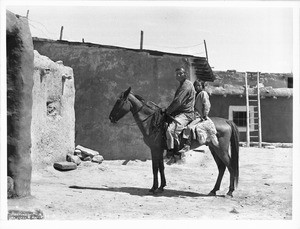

{"left": 109, "top": 87, "right": 132, "bottom": 123}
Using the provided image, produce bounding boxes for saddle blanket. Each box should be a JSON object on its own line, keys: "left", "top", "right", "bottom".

{"left": 190, "top": 118, "right": 218, "bottom": 146}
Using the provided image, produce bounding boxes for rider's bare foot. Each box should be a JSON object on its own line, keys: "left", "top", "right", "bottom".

{"left": 166, "top": 156, "right": 176, "bottom": 165}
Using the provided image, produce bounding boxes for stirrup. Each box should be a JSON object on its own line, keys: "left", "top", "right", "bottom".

{"left": 178, "top": 144, "right": 190, "bottom": 154}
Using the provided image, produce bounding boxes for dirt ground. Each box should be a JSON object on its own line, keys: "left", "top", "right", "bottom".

{"left": 8, "top": 146, "right": 293, "bottom": 220}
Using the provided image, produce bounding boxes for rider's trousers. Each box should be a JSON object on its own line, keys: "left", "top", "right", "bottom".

{"left": 166, "top": 113, "right": 192, "bottom": 150}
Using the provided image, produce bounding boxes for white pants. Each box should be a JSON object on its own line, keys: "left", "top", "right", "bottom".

{"left": 182, "top": 117, "right": 202, "bottom": 139}
{"left": 166, "top": 113, "right": 192, "bottom": 150}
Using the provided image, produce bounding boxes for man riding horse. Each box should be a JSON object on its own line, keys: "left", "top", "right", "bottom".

{"left": 165, "top": 67, "right": 195, "bottom": 161}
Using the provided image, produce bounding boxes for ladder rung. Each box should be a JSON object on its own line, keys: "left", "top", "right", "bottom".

{"left": 250, "top": 135, "right": 259, "bottom": 138}
{"left": 249, "top": 99, "right": 258, "bottom": 102}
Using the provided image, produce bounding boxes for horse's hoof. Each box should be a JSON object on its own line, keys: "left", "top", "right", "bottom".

{"left": 149, "top": 188, "right": 158, "bottom": 194}
{"left": 157, "top": 187, "right": 164, "bottom": 193}
{"left": 226, "top": 192, "right": 233, "bottom": 197}
{"left": 207, "top": 191, "right": 216, "bottom": 196}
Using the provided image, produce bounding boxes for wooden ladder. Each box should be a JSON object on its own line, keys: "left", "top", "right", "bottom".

{"left": 245, "top": 72, "right": 262, "bottom": 147}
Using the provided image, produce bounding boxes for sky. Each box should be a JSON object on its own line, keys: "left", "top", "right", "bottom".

{"left": 4, "top": 2, "right": 297, "bottom": 73}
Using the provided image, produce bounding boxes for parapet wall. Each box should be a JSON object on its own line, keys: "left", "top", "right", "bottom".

{"left": 31, "top": 51, "right": 75, "bottom": 169}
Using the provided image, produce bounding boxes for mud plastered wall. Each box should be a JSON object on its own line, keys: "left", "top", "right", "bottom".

{"left": 209, "top": 95, "right": 293, "bottom": 143}
{"left": 7, "top": 11, "right": 34, "bottom": 197}
{"left": 31, "top": 51, "right": 75, "bottom": 169}
{"left": 34, "top": 40, "right": 194, "bottom": 160}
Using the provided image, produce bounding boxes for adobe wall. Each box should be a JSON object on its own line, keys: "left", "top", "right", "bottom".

{"left": 7, "top": 11, "right": 33, "bottom": 197}
{"left": 210, "top": 95, "right": 293, "bottom": 143}
{"left": 33, "top": 40, "right": 193, "bottom": 160}
{"left": 31, "top": 51, "right": 75, "bottom": 169}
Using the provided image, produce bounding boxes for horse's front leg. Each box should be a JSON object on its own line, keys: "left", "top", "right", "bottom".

{"left": 158, "top": 150, "right": 166, "bottom": 192}
{"left": 149, "top": 153, "right": 159, "bottom": 194}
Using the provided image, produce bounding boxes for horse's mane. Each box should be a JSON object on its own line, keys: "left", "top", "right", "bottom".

{"left": 133, "top": 93, "right": 160, "bottom": 110}
{"left": 134, "top": 94, "right": 146, "bottom": 103}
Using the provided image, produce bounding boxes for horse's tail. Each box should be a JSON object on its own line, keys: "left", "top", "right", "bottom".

{"left": 226, "top": 120, "right": 239, "bottom": 188}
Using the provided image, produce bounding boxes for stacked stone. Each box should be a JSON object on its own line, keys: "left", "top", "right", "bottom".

{"left": 53, "top": 145, "right": 104, "bottom": 171}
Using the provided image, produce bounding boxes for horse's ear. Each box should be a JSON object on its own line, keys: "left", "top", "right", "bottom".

{"left": 123, "top": 87, "right": 131, "bottom": 99}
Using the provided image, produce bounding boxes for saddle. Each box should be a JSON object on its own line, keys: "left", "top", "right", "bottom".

{"left": 190, "top": 118, "right": 218, "bottom": 146}
{"left": 150, "top": 110, "right": 218, "bottom": 150}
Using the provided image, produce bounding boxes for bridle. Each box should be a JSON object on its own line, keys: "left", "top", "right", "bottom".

{"left": 130, "top": 96, "right": 158, "bottom": 124}
{"left": 114, "top": 94, "right": 159, "bottom": 126}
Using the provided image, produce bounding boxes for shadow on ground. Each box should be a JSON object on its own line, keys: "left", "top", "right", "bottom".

{"left": 69, "top": 185, "right": 225, "bottom": 198}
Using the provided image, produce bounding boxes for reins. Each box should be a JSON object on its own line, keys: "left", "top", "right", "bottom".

{"left": 116, "top": 96, "right": 160, "bottom": 126}
{"left": 131, "top": 99, "right": 159, "bottom": 124}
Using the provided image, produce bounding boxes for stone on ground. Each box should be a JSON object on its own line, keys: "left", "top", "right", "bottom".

{"left": 66, "top": 154, "right": 81, "bottom": 165}
{"left": 83, "top": 156, "right": 92, "bottom": 161}
{"left": 92, "top": 155, "right": 104, "bottom": 164}
{"left": 75, "top": 145, "right": 99, "bottom": 157}
{"left": 53, "top": 162, "right": 77, "bottom": 171}
{"left": 74, "top": 149, "right": 82, "bottom": 156}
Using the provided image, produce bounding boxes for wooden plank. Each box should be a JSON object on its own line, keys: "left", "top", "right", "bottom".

{"left": 257, "top": 72, "right": 262, "bottom": 148}
{"left": 245, "top": 72, "right": 250, "bottom": 147}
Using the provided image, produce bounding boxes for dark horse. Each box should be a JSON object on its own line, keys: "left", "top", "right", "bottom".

{"left": 109, "top": 87, "right": 239, "bottom": 196}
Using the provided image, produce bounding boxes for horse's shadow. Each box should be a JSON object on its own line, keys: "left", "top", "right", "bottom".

{"left": 69, "top": 185, "right": 225, "bottom": 198}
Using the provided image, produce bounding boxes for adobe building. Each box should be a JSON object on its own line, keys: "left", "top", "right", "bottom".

{"left": 31, "top": 51, "right": 75, "bottom": 170}
{"left": 33, "top": 38, "right": 293, "bottom": 161}
{"left": 7, "top": 11, "right": 75, "bottom": 198}
{"left": 33, "top": 38, "right": 214, "bottom": 160}
{"left": 207, "top": 71, "right": 293, "bottom": 143}
{"left": 7, "top": 10, "right": 34, "bottom": 197}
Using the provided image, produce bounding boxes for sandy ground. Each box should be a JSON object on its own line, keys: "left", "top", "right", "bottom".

{"left": 8, "top": 146, "right": 292, "bottom": 220}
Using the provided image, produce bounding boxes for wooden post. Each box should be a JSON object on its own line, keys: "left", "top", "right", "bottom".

{"left": 204, "top": 40, "right": 208, "bottom": 62}
{"left": 245, "top": 72, "right": 250, "bottom": 147}
{"left": 82, "top": 38, "right": 85, "bottom": 43}
{"left": 257, "top": 72, "right": 262, "bottom": 148}
{"left": 26, "top": 10, "right": 29, "bottom": 19}
{"left": 140, "top": 30, "right": 144, "bottom": 50}
{"left": 59, "top": 26, "right": 64, "bottom": 40}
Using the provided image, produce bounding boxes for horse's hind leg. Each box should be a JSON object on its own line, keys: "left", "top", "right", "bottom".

{"left": 210, "top": 143, "right": 235, "bottom": 197}
{"left": 208, "top": 146, "right": 226, "bottom": 196}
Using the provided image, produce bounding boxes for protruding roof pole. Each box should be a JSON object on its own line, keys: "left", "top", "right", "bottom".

{"left": 204, "top": 40, "right": 208, "bottom": 62}
{"left": 59, "top": 26, "right": 64, "bottom": 40}
{"left": 140, "top": 30, "right": 144, "bottom": 50}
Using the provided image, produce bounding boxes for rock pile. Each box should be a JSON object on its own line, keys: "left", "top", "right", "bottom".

{"left": 53, "top": 145, "right": 104, "bottom": 171}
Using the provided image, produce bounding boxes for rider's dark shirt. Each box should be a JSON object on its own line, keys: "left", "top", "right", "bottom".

{"left": 166, "top": 79, "right": 195, "bottom": 117}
